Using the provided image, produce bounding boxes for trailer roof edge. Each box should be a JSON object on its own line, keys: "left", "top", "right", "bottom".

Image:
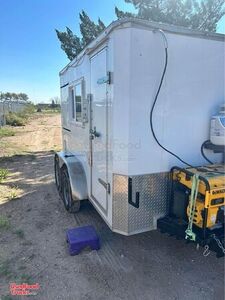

{"left": 59, "top": 18, "right": 225, "bottom": 75}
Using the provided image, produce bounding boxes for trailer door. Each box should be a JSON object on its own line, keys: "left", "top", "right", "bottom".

{"left": 90, "top": 48, "right": 109, "bottom": 215}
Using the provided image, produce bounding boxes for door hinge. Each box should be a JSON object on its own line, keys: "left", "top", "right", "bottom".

{"left": 98, "top": 178, "right": 110, "bottom": 194}
{"left": 88, "top": 154, "right": 92, "bottom": 166}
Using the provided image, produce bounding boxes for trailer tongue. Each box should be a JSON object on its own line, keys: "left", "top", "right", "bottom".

{"left": 157, "top": 164, "right": 225, "bottom": 257}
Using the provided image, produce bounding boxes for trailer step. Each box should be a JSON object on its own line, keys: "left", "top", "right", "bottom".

{"left": 66, "top": 225, "right": 100, "bottom": 255}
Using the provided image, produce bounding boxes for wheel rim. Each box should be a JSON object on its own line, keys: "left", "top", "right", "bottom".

{"left": 63, "top": 172, "right": 71, "bottom": 208}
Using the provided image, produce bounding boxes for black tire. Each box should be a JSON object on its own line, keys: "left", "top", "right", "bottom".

{"left": 54, "top": 155, "right": 61, "bottom": 192}
{"left": 61, "top": 167, "right": 80, "bottom": 213}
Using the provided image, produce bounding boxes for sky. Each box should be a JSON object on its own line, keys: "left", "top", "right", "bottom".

{"left": 0, "top": 0, "right": 224, "bottom": 103}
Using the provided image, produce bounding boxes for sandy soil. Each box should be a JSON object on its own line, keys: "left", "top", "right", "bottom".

{"left": 0, "top": 113, "right": 61, "bottom": 157}
{"left": 0, "top": 113, "right": 224, "bottom": 300}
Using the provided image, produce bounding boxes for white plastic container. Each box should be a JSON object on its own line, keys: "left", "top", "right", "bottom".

{"left": 210, "top": 105, "right": 225, "bottom": 146}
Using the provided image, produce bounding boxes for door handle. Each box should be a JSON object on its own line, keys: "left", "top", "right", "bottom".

{"left": 90, "top": 126, "right": 101, "bottom": 139}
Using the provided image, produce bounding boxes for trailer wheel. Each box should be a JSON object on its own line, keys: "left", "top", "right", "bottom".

{"left": 54, "top": 155, "right": 61, "bottom": 192}
{"left": 61, "top": 167, "right": 80, "bottom": 213}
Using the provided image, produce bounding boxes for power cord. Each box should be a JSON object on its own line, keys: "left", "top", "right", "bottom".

{"left": 201, "top": 140, "right": 213, "bottom": 164}
{"left": 150, "top": 30, "right": 193, "bottom": 168}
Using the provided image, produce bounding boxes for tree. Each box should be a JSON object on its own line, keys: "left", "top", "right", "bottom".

{"left": 115, "top": 0, "right": 225, "bottom": 32}
{"left": 56, "top": 10, "right": 105, "bottom": 61}
{"left": 18, "top": 93, "right": 29, "bottom": 101}
{"left": 79, "top": 11, "right": 106, "bottom": 46}
{"left": 56, "top": 1, "right": 224, "bottom": 60}
{"left": 0, "top": 92, "right": 29, "bottom": 102}
{"left": 115, "top": 6, "right": 135, "bottom": 19}
{"left": 56, "top": 27, "right": 82, "bottom": 61}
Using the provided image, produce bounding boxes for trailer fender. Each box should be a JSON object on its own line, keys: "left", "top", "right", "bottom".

{"left": 55, "top": 152, "right": 88, "bottom": 201}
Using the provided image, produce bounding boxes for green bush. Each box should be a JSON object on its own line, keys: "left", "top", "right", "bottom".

{"left": 5, "top": 104, "right": 36, "bottom": 126}
{"left": 0, "top": 127, "right": 15, "bottom": 137}
{"left": 5, "top": 112, "right": 26, "bottom": 126}
{"left": 0, "top": 168, "right": 9, "bottom": 182}
{"left": 23, "top": 103, "right": 36, "bottom": 114}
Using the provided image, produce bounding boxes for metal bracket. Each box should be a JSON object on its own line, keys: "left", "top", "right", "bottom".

{"left": 98, "top": 178, "right": 110, "bottom": 194}
{"left": 97, "top": 71, "right": 111, "bottom": 85}
{"left": 128, "top": 177, "right": 140, "bottom": 208}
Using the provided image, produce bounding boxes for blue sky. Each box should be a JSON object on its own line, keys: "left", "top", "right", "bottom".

{"left": 0, "top": 0, "right": 224, "bottom": 103}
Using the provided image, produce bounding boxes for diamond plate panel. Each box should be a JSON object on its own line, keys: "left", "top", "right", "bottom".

{"left": 112, "top": 175, "right": 129, "bottom": 233}
{"left": 112, "top": 173, "right": 169, "bottom": 235}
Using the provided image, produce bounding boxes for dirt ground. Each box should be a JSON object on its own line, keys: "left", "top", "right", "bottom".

{"left": 0, "top": 113, "right": 224, "bottom": 300}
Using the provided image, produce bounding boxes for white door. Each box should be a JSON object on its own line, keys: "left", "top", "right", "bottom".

{"left": 90, "top": 48, "right": 108, "bottom": 214}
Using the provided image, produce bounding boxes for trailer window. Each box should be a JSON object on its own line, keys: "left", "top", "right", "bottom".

{"left": 75, "top": 83, "right": 82, "bottom": 122}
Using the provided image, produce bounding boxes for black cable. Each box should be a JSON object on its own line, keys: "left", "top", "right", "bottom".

{"left": 201, "top": 140, "right": 213, "bottom": 164}
{"left": 200, "top": 141, "right": 225, "bottom": 174}
{"left": 150, "top": 47, "right": 193, "bottom": 168}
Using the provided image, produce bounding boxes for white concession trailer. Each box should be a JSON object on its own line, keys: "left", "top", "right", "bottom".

{"left": 55, "top": 19, "right": 225, "bottom": 235}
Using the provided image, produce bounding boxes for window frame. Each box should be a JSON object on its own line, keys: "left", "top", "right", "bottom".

{"left": 69, "top": 78, "right": 84, "bottom": 126}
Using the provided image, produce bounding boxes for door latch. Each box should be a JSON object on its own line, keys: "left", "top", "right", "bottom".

{"left": 90, "top": 126, "right": 101, "bottom": 139}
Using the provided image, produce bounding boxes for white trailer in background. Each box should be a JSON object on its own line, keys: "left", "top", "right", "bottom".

{"left": 55, "top": 19, "right": 225, "bottom": 235}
